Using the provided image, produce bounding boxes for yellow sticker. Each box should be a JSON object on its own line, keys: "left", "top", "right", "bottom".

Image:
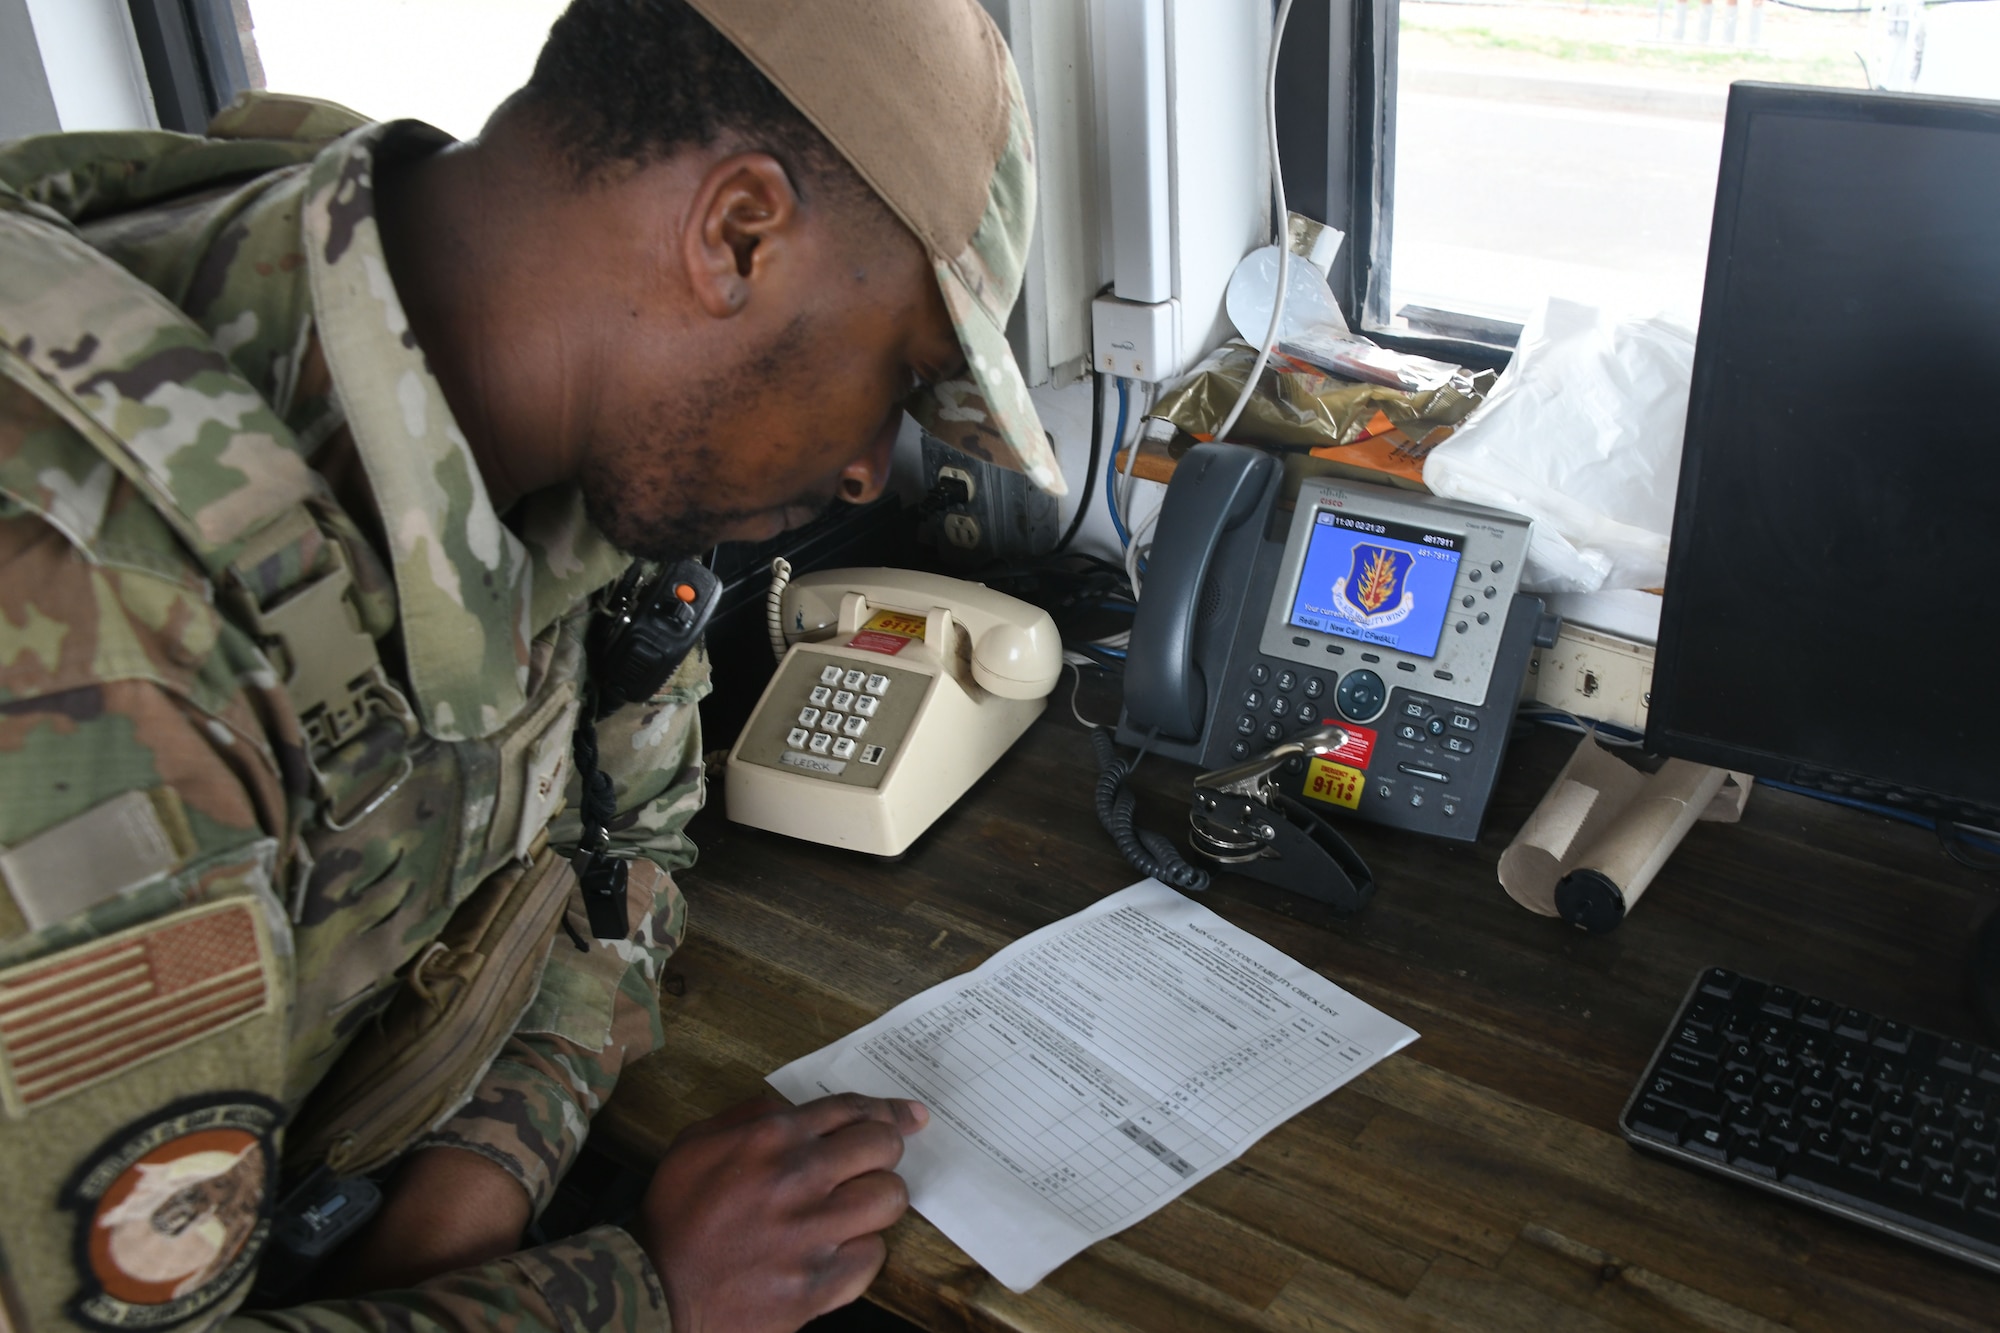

{"left": 864, "top": 610, "right": 928, "bottom": 639}
{"left": 1302, "top": 757, "right": 1365, "bottom": 810}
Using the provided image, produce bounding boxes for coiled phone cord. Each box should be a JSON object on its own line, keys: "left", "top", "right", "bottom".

{"left": 1090, "top": 726, "right": 1211, "bottom": 893}
{"left": 765, "top": 557, "right": 793, "bottom": 663}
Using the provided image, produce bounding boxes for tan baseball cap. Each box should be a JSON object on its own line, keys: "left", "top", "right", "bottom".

{"left": 683, "top": 0, "right": 1066, "bottom": 496}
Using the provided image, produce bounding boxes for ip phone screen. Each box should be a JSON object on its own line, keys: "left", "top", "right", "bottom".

{"left": 1286, "top": 510, "right": 1463, "bottom": 658}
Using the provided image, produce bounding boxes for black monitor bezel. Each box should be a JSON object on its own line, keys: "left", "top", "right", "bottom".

{"left": 1646, "top": 81, "right": 2000, "bottom": 823}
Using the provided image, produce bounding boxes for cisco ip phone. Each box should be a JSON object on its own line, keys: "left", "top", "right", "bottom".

{"left": 1119, "top": 443, "right": 1549, "bottom": 842}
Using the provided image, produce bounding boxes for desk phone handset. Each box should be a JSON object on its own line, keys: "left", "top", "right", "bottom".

{"left": 725, "top": 568, "right": 1061, "bottom": 856}
{"left": 1120, "top": 443, "right": 1551, "bottom": 845}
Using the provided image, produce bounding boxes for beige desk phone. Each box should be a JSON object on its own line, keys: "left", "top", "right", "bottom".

{"left": 724, "top": 568, "right": 1061, "bottom": 855}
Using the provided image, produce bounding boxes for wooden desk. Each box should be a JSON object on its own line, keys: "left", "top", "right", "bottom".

{"left": 599, "top": 693, "right": 2000, "bottom": 1331}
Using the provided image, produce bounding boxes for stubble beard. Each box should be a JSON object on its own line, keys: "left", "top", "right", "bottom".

{"left": 581, "top": 456, "right": 824, "bottom": 563}
{"left": 580, "top": 317, "right": 835, "bottom": 562}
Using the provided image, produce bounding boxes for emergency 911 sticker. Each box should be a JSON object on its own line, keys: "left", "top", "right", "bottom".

{"left": 1303, "top": 757, "right": 1366, "bottom": 810}
{"left": 847, "top": 610, "right": 927, "bottom": 657}
{"left": 863, "top": 611, "right": 927, "bottom": 638}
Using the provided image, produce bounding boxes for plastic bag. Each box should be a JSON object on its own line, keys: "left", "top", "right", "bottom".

{"left": 1151, "top": 340, "right": 1494, "bottom": 480}
{"left": 1421, "top": 297, "right": 1695, "bottom": 594}
{"left": 1225, "top": 243, "right": 1352, "bottom": 334}
{"left": 1226, "top": 244, "right": 1472, "bottom": 394}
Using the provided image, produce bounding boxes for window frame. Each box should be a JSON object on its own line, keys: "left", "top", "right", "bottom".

{"left": 126, "top": 0, "right": 250, "bottom": 132}
{"left": 1275, "top": 0, "right": 1517, "bottom": 368}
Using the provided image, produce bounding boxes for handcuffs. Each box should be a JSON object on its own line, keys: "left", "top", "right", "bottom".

{"left": 1188, "top": 726, "right": 1376, "bottom": 913}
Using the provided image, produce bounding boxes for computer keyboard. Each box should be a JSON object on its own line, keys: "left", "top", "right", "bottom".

{"left": 1620, "top": 967, "right": 2000, "bottom": 1275}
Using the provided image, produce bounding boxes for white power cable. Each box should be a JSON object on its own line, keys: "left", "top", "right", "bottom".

{"left": 1126, "top": 503, "right": 1161, "bottom": 600}
{"left": 765, "top": 556, "right": 793, "bottom": 663}
{"left": 1065, "top": 662, "right": 1109, "bottom": 729}
{"left": 1210, "top": 0, "right": 1297, "bottom": 447}
{"left": 1118, "top": 382, "right": 1160, "bottom": 599}
{"left": 1118, "top": 381, "right": 1149, "bottom": 522}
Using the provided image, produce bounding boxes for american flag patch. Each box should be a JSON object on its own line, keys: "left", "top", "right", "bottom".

{"left": 0, "top": 900, "right": 272, "bottom": 1116}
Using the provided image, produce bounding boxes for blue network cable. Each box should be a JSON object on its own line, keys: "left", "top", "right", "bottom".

{"left": 1105, "top": 376, "right": 1132, "bottom": 548}
{"left": 1757, "top": 778, "right": 2000, "bottom": 853}
{"left": 1756, "top": 778, "right": 1938, "bottom": 830}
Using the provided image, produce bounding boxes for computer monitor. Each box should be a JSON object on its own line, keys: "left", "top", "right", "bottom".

{"left": 1648, "top": 83, "right": 2000, "bottom": 833}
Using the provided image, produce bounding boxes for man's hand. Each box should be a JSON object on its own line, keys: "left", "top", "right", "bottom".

{"left": 635, "top": 1093, "right": 928, "bottom": 1333}
{"left": 320, "top": 1147, "right": 531, "bottom": 1295}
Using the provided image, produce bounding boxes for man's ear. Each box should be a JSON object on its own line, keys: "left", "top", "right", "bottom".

{"left": 682, "top": 152, "right": 799, "bottom": 319}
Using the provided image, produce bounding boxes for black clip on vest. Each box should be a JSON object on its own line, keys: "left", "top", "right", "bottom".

{"left": 572, "top": 557, "right": 722, "bottom": 940}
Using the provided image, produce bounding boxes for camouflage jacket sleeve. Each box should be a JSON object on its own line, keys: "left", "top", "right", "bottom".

{"left": 417, "top": 648, "right": 710, "bottom": 1214}
{"left": 225, "top": 1227, "right": 670, "bottom": 1333}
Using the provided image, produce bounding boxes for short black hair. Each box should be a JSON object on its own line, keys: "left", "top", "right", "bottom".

{"left": 527, "top": 0, "right": 865, "bottom": 209}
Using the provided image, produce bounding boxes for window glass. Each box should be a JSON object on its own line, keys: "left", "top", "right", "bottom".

{"left": 1387, "top": 0, "right": 2000, "bottom": 331}
{"left": 246, "top": 0, "right": 567, "bottom": 140}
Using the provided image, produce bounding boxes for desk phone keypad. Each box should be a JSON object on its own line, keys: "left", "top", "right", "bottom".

{"left": 739, "top": 650, "right": 927, "bottom": 789}
{"left": 1623, "top": 967, "right": 2000, "bottom": 1277}
{"left": 786, "top": 663, "right": 896, "bottom": 765}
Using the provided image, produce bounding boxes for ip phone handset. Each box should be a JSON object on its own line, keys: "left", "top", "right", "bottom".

{"left": 724, "top": 568, "right": 1061, "bottom": 856}
{"left": 1123, "top": 447, "right": 1283, "bottom": 743}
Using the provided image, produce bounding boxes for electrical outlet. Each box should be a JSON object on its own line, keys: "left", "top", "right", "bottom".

{"left": 938, "top": 466, "right": 976, "bottom": 504}
{"left": 1526, "top": 622, "right": 1656, "bottom": 732}
{"left": 919, "top": 434, "right": 1057, "bottom": 565}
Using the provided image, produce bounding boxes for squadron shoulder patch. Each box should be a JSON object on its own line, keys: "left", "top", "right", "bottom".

{"left": 61, "top": 1096, "right": 281, "bottom": 1331}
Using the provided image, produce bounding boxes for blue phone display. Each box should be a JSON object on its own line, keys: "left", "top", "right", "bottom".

{"left": 1287, "top": 511, "right": 1463, "bottom": 658}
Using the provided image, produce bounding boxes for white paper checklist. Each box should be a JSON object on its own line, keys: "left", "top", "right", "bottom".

{"left": 768, "top": 879, "right": 1419, "bottom": 1291}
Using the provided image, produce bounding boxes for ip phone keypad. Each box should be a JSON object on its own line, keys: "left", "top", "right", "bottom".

{"left": 1226, "top": 663, "right": 1337, "bottom": 762}
{"left": 1224, "top": 656, "right": 1488, "bottom": 822}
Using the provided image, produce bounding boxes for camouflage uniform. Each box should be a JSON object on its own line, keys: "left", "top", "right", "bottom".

{"left": 0, "top": 96, "right": 698, "bottom": 1333}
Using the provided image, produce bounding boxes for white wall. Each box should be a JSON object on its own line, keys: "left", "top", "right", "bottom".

{"left": 985, "top": 0, "right": 1103, "bottom": 388}
{"left": 0, "top": 0, "right": 61, "bottom": 141}
{"left": 1047, "top": 0, "right": 1265, "bottom": 562}
{"left": 1089, "top": 0, "right": 1271, "bottom": 378}
{"left": 1166, "top": 0, "right": 1273, "bottom": 363}
{"left": 22, "top": 0, "right": 155, "bottom": 131}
